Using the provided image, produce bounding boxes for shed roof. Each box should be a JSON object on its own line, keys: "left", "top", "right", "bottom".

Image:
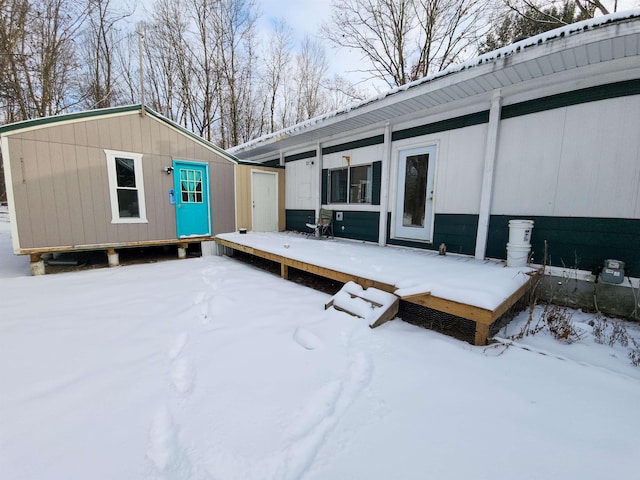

{"left": 230, "top": 10, "right": 640, "bottom": 159}
{"left": 0, "top": 104, "right": 242, "bottom": 165}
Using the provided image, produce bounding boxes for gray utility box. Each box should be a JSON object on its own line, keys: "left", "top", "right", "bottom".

{"left": 600, "top": 259, "right": 625, "bottom": 284}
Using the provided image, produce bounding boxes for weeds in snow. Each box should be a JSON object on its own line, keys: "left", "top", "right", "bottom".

{"left": 589, "top": 315, "right": 640, "bottom": 366}
{"left": 515, "top": 304, "right": 582, "bottom": 343}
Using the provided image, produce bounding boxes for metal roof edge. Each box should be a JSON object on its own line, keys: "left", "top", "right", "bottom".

{"left": 0, "top": 104, "right": 143, "bottom": 135}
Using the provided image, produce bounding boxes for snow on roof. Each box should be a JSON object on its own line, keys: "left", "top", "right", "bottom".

{"left": 229, "top": 9, "right": 640, "bottom": 155}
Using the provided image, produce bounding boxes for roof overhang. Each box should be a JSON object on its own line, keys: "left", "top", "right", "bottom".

{"left": 230, "top": 10, "right": 640, "bottom": 160}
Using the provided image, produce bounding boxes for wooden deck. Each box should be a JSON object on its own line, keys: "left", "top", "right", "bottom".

{"left": 214, "top": 237, "right": 536, "bottom": 345}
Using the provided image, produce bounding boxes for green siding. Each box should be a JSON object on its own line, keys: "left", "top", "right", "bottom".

{"left": 392, "top": 111, "right": 489, "bottom": 141}
{"left": 262, "top": 158, "right": 281, "bottom": 167}
{"left": 501, "top": 80, "right": 640, "bottom": 119}
{"left": 372, "top": 161, "right": 382, "bottom": 205}
{"left": 333, "top": 211, "right": 380, "bottom": 242}
{"left": 322, "top": 135, "right": 385, "bottom": 155}
{"left": 486, "top": 216, "right": 640, "bottom": 276}
{"left": 286, "top": 209, "right": 315, "bottom": 232}
{"left": 321, "top": 169, "right": 328, "bottom": 204}
{"left": 386, "top": 213, "right": 478, "bottom": 254}
{"left": 285, "top": 150, "right": 316, "bottom": 162}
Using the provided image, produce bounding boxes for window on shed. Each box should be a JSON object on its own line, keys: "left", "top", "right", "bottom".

{"left": 105, "top": 150, "right": 147, "bottom": 223}
{"left": 329, "top": 164, "right": 372, "bottom": 204}
{"left": 179, "top": 169, "right": 203, "bottom": 203}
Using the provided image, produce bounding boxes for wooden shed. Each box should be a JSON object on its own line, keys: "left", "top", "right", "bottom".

{"left": 235, "top": 163, "right": 285, "bottom": 233}
{"left": 0, "top": 105, "right": 284, "bottom": 273}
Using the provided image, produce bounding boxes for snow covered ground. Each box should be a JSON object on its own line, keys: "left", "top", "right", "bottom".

{"left": 1, "top": 211, "right": 639, "bottom": 479}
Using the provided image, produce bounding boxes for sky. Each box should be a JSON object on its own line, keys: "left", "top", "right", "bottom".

{"left": 256, "top": 0, "right": 380, "bottom": 89}
{"left": 129, "top": 0, "right": 383, "bottom": 91}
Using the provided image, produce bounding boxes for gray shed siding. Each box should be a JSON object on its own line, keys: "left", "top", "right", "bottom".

{"left": 6, "top": 112, "right": 235, "bottom": 251}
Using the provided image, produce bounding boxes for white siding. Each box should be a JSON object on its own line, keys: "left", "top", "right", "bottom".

{"left": 285, "top": 159, "right": 317, "bottom": 210}
{"left": 322, "top": 144, "right": 384, "bottom": 169}
{"left": 493, "top": 95, "right": 640, "bottom": 218}
{"left": 493, "top": 109, "right": 565, "bottom": 216}
{"left": 391, "top": 123, "right": 487, "bottom": 215}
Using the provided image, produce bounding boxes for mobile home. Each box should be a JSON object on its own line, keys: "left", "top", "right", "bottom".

{"left": 230, "top": 12, "right": 640, "bottom": 318}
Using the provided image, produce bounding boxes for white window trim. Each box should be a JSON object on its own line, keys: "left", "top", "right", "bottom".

{"left": 104, "top": 149, "right": 148, "bottom": 224}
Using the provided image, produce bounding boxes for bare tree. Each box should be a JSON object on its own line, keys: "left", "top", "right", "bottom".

{"left": 0, "top": 0, "right": 30, "bottom": 123}
{"left": 1, "top": 0, "right": 88, "bottom": 121}
{"left": 294, "top": 35, "right": 329, "bottom": 122}
{"left": 80, "top": 0, "right": 132, "bottom": 109}
{"left": 187, "top": 0, "right": 223, "bottom": 141}
{"left": 480, "top": 1, "right": 594, "bottom": 53}
{"left": 412, "top": 0, "right": 489, "bottom": 77}
{"left": 212, "top": 0, "right": 259, "bottom": 148}
{"left": 26, "top": 0, "right": 87, "bottom": 115}
{"left": 142, "top": 0, "right": 194, "bottom": 126}
{"left": 322, "top": 74, "right": 368, "bottom": 111}
{"left": 323, "top": 0, "right": 489, "bottom": 88}
{"left": 504, "top": 0, "right": 617, "bottom": 20}
{"left": 261, "top": 19, "right": 292, "bottom": 133}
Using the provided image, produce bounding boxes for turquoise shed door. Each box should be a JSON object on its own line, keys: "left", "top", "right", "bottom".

{"left": 173, "top": 160, "right": 211, "bottom": 238}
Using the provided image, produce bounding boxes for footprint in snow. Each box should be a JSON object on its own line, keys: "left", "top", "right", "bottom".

{"left": 193, "top": 291, "right": 206, "bottom": 305}
{"left": 207, "top": 295, "right": 235, "bottom": 316}
{"left": 170, "top": 357, "right": 196, "bottom": 395}
{"left": 147, "top": 405, "right": 193, "bottom": 477}
{"left": 168, "top": 332, "right": 188, "bottom": 360}
{"left": 293, "top": 327, "right": 322, "bottom": 350}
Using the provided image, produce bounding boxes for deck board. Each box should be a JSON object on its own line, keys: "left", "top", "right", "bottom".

{"left": 214, "top": 235, "right": 535, "bottom": 345}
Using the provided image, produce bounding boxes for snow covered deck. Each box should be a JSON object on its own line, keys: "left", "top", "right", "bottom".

{"left": 215, "top": 232, "right": 537, "bottom": 344}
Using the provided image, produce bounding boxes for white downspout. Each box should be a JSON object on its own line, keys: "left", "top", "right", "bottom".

{"left": 475, "top": 90, "right": 503, "bottom": 260}
{"left": 378, "top": 122, "right": 392, "bottom": 246}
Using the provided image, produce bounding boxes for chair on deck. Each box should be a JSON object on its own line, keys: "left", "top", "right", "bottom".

{"left": 306, "top": 208, "right": 334, "bottom": 238}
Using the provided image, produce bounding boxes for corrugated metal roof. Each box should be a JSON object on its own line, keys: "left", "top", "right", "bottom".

{"left": 230, "top": 10, "right": 640, "bottom": 159}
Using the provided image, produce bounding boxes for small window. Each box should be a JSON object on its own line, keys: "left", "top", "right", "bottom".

{"left": 179, "top": 168, "right": 203, "bottom": 203}
{"left": 105, "top": 149, "right": 147, "bottom": 223}
{"left": 329, "top": 164, "right": 372, "bottom": 204}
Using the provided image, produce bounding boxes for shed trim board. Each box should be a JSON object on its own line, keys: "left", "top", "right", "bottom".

{"left": 1, "top": 135, "right": 20, "bottom": 252}
{"left": 229, "top": 12, "right": 640, "bottom": 291}
{"left": 105, "top": 149, "right": 148, "bottom": 224}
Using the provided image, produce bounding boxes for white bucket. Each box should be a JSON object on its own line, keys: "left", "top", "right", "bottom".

{"left": 508, "top": 219, "right": 534, "bottom": 246}
{"left": 506, "top": 242, "right": 531, "bottom": 268}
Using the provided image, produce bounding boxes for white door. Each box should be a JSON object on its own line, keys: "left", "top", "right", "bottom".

{"left": 394, "top": 145, "right": 436, "bottom": 241}
{"left": 252, "top": 171, "right": 278, "bottom": 232}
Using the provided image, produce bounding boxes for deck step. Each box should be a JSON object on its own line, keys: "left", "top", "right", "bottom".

{"left": 325, "top": 281, "right": 399, "bottom": 328}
